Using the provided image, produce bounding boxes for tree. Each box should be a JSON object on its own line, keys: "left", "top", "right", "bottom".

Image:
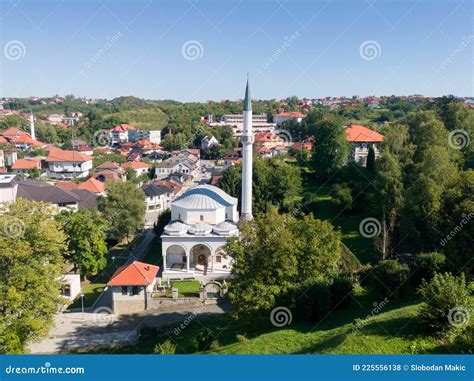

{"left": 434, "top": 95, "right": 468, "bottom": 132}
{"left": 330, "top": 183, "right": 353, "bottom": 212}
{"left": 373, "top": 152, "right": 404, "bottom": 259}
{"left": 99, "top": 181, "right": 146, "bottom": 241}
{"left": 363, "top": 260, "right": 410, "bottom": 299}
{"left": 218, "top": 164, "right": 241, "bottom": 200}
{"left": 310, "top": 116, "right": 349, "bottom": 179}
{"left": 28, "top": 168, "right": 41, "bottom": 180}
{"left": 366, "top": 146, "right": 375, "bottom": 170}
{"left": 290, "top": 215, "right": 341, "bottom": 283}
{"left": 0, "top": 199, "right": 67, "bottom": 353}
{"left": 226, "top": 210, "right": 342, "bottom": 316}
{"left": 418, "top": 272, "right": 470, "bottom": 334}
{"left": 226, "top": 211, "right": 298, "bottom": 316}
{"left": 154, "top": 209, "right": 171, "bottom": 236}
{"left": 57, "top": 210, "right": 107, "bottom": 278}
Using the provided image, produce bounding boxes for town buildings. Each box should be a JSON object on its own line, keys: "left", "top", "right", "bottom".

{"left": 345, "top": 124, "right": 384, "bottom": 166}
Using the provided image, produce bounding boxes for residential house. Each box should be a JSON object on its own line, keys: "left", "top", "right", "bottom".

{"left": 0, "top": 174, "right": 18, "bottom": 203}
{"left": 11, "top": 158, "right": 42, "bottom": 177}
{"left": 142, "top": 184, "right": 174, "bottom": 212}
{"left": 45, "top": 150, "right": 93, "bottom": 179}
{"left": 59, "top": 274, "right": 81, "bottom": 301}
{"left": 254, "top": 132, "right": 285, "bottom": 150}
{"left": 108, "top": 124, "right": 136, "bottom": 145}
{"left": 345, "top": 124, "right": 384, "bottom": 166}
{"left": 122, "top": 161, "right": 151, "bottom": 177}
{"left": 273, "top": 111, "right": 305, "bottom": 125}
{"left": 201, "top": 135, "right": 219, "bottom": 149}
{"left": 93, "top": 169, "right": 124, "bottom": 183}
{"left": 107, "top": 261, "right": 159, "bottom": 314}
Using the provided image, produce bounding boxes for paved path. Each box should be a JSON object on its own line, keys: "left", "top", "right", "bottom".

{"left": 29, "top": 303, "right": 229, "bottom": 353}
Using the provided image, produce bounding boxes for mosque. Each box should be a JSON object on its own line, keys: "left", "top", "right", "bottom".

{"left": 161, "top": 79, "right": 254, "bottom": 279}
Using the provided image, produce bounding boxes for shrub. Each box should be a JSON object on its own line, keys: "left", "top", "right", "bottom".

{"left": 330, "top": 274, "right": 354, "bottom": 309}
{"left": 411, "top": 252, "right": 446, "bottom": 286}
{"left": 295, "top": 280, "right": 331, "bottom": 322}
{"left": 153, "top": 340, "right": 176, "bottom": 354}
{"left": 236, "top": 334, "right": 248, "bottom": 343}
{"left": 195, "top": 329, "right": 215, "bottom": 352}
{"left": 418, "top": 272, "right": 471, "bottom": 334}
{"left": 363, "top": 260, "right": 410, "bottom": 298}
{"left": 330, "top": 183, "right": 353, "bottom": 212}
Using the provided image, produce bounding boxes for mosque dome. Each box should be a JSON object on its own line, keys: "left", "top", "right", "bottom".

{"left": 163, "top": 221, "right": 188, "bottom": 236}
{"left": 172, "top": 185, "right": 237, "bottom": 210}
{"left": 212, "top": 221, "right": 239, "bottom": 236}
{"left": 189, "top": 223, "right": 213, "bottom": 236}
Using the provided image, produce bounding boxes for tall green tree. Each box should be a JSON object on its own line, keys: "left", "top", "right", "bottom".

{"left": 57, "top": 210, "right": 107, "bottom": 277}
{"left": 310, "top": 116, "right": 349, "bottom": 179}
{"left": 373, "top": 152, "right": 404, "bottom": 259}
{"left": 99, "top": 181, "right": 146, "bottom": 241}
{"left": 0, "top": 200, "right": 67, "bottom": 353}
{"left": 366, "top": 147, "right": 376, "bottom": 170}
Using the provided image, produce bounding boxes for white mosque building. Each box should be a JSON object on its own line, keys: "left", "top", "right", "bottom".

{"left": 161, "top": 78, "right": 254, "bottom": 279}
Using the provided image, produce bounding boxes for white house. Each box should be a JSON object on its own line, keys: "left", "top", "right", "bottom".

{"left": 201, "top": 135, "right": 219, "bottom": 149}
{"left": 345, "top": 124, "right": 384, "bottom": 166}
{"left": 142, "top": 184, "right": 173, "bottom": 212}
{"left": 273, "top": 111, "right": 305, "bottom": 125}
{"left": 45, "top": 150, "right": 93, "bottom": 179}
{"left": 0, "top": 174, "right": 18, "bottom": 204}
{"left": 155, "top": 158, "right": 197, "bottom": 179}
{"left": 121, "top": 161, "right": 151, "bottom": 177}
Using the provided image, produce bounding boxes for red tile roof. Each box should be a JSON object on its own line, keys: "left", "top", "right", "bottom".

{"left": 96, "top": 161, "right": 123, "bottom": 171}
{"left": 110, "top": 124, "right": 136, "bottom": 132}
{"left": 46, "top": 150, "right": 92, "bottom": 162}
{"left": 12, "top": 158, "right": 41, "bottom": 170}
{"left": 93, "top": 170, "right": 122, "bottom": 182}
{"left": 345, "top": 124, "right": 384, "bottom": 143}
{"left": 122, "top": 161, "right": 151, "bottom": 170}
{"left": 56, "top": 181, "right": 79, "bottom": 190}
{"left": 107, "top": 261, "right": 159, "bottom": 286}
{"left": 78, "top": 177, "right": 106, "bottom": 193}
{"left": 255, "top": 132, "right": 284, "bottom": 143}
{"left": 274, "top": 112, "right": 305, "bottom": 118}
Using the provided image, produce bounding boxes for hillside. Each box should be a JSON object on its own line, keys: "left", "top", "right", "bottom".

{"left": 105, "top": 107, "right": 169, "bottom": 130}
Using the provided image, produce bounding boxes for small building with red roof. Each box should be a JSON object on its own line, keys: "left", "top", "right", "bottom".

{"left": 345, "top": 124, "right": 384, "bottom": 166}
{"left": 273, "top": 111, "right": 305, "bottom": 125}
{"left": 107, "top": 261, "right": 159, "bottom": 314}
{"left": 11, "top": 158, "right": 42, "bottom": 177}
{"left": 122, "top": 160, "right": 151, "bottom": 176}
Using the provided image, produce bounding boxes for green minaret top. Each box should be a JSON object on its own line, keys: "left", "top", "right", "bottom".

{"left": 243, "top": 75, "right": 252, "bottom": 111}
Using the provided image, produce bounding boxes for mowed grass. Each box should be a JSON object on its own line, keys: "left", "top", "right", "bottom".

{"left": 302, "top": 182, "right": 376, "bottom": 264}
{"left": 113, "top": 295, "right": 473, "bottom": 354}
{"left": 68, "top": 283, "right": 106, "bottom": 309}
{"left": 106, "top": 107, "right": 168, "bottom": 130}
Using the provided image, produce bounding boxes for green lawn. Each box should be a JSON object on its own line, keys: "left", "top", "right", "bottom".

{"left": 109, "top": 294, "right": 473, "bottom": 354}
{"left": 167, "top": 280, "right": 201, "bottom": 297}
{"left": 68, "top": 283, "right": 106, "bottom": 309}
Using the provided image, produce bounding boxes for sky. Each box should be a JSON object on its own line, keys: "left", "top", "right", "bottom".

{"left": 1, "top": 0, "right": 473, "bottom": 101}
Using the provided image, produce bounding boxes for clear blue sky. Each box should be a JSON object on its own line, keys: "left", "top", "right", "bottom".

{"left": 1, "top": 0, "right": 472, "bottom": 101}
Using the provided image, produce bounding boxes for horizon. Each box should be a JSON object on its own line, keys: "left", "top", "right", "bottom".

{"left": 1, "top": 0, "right": 473, "bottom": 101}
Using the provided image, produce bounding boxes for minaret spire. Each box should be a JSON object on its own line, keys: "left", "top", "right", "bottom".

{"left": 240, "top": 75, "right": 254, "bottom": 222}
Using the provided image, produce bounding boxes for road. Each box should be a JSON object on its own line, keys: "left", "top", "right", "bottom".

{"left": 29, "top": 303, "right": 229, "bottom": 353}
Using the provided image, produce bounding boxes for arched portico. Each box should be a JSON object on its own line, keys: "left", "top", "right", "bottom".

{"left": 190, "top": 244, "right": 212, "bottom": 274}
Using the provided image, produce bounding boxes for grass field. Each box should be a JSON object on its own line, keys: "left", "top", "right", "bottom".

{"left": 68, "top": 283, "right": 106, "bottom": 309}
{"left": 111, "top": 294, "right": 473, "bottom": 355}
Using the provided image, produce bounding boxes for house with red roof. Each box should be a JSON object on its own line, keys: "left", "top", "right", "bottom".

{"left": 45, "top": 150, "right": 93, "bottom": 179}
{"left": 107, "top": 261, "right": 159, "bottom": 314}
{"left": 122, "top": 160, "right": 151, "bottom": 177}
{"left": 0, "top": 127, "right": 45, "bottom": 150}
{"left": 11, "top": 158, "right": 42, "bottom": 177}
{"left": 273, "top": 111, "right": 305, "bottom": 125}
{"left": 108, "top": 124, "right": 136, "bottom": 145}
{"left": 345, "top": 124, "right": 384, "bottom": 166}
{"left": 254, "top": 132, "right": 285, "bottom": 150}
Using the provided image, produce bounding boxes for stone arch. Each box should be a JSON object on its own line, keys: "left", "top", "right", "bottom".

{"left": 165, "top": 244, "right": 187, "bottom": 271}
{"left": 190, "top": 244, "right": 212, "bottom": 272}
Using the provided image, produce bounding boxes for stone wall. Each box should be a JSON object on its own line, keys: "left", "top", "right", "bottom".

{"left": 112, "top": 299, "right": 145, "bottom": 314}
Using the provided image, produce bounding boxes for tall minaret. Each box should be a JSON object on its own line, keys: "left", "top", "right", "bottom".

{"left": 240, "top": 76, "right": 254, "bottom": 221}
{"left": 29, "top": 112, "right": 36, "bottom": 140}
